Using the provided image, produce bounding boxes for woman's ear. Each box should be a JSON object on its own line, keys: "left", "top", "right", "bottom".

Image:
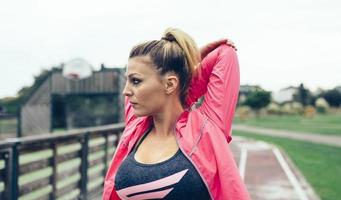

{"left": 164, "top": 73, "right": 179, "bottom": 94}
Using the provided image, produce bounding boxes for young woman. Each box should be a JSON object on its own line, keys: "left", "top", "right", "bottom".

{"left": 103, "top": 28, "right": 250, "bottom": 200}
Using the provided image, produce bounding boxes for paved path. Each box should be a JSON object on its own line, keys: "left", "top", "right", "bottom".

{"left": 231, "top": 136, "right": 320, "bottom": 200}
{"left": 233, "top": 124, "right": 341, "bottom": 148}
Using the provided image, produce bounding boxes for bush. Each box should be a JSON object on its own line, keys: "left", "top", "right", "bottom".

{"left": 266, "top": 102, "right": 281, "bottom": 115}
{"left": 315, "top": 97, "right": 330, "bottom": 114}
{"left": 236, "top": 106, "right": 251, "bottom": 121}
{"left": 304, "top": 106, "right": 316, "bottom": 118}
{"left": 291, "top": 102, "right": 304, "bottom": 115}
{"left": 280, "top": 103, "right": 293, "bottom": 115}
{"left": 280, "top": 102, "right": 303, "bottom": 115}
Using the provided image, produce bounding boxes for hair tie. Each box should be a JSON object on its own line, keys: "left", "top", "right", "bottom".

{"left": 161, "top": 35, "right": 176, "bottom": 42}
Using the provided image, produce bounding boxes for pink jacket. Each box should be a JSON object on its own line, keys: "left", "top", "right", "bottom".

{"left": 103, "top": 44, "right": 250, "bottom": 200}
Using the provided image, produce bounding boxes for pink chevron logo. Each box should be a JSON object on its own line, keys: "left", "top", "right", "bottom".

{"left": 117, "top": 169, "right": 188, "bottom": 200}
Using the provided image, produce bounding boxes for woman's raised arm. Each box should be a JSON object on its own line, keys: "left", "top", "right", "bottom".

{"left": 187, "top": 44, "right": 240, "bottom": 142}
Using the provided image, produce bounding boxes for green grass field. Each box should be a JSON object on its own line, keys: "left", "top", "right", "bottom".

{"left": 234, "top": 130, "right": 341, "bottom": 200}
{"left": 233, "top": 113, "right": 341, "bottom": 136}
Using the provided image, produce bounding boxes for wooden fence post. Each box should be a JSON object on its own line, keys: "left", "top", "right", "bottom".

{"left": 80, "top": 132, "right": 89, "bottom": 199}
{"left": 50, "top": 142, "right": 57, "bottom": 199}
{"left": 8, "top": 141, "right": 19, "bottom": 200}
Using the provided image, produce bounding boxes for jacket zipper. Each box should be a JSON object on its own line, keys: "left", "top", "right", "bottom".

{"left": 173, "top": 122, "right": 214, "bottom": 200}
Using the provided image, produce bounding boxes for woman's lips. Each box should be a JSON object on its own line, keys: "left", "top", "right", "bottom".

{"left": 130, "top": 102, "right": 137, "bottom": 105}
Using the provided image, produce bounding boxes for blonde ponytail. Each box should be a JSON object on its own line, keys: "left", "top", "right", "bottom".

{"left": 162, "top": 28, "right": 200, "bottom": 74}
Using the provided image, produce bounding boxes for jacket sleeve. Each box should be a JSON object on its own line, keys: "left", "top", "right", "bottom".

{"left": 187, "top": 44, "right": 240, "bottom": 142}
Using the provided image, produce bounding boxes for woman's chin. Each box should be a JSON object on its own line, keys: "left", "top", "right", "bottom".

{"left": 133, "top": 110, "right": 148, "bottom": 117}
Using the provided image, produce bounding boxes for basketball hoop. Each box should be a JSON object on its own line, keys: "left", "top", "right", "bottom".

{"left": 62, "top": 58, "right": 93, "bottom": 80}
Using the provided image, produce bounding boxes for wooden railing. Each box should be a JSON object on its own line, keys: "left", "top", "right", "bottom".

{"left": 0, "top": 123, "right": 125, "bottom": 200}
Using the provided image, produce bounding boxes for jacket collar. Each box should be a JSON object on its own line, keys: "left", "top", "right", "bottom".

{"left": 174, "top": 110, "right": 189, "bottom": 137}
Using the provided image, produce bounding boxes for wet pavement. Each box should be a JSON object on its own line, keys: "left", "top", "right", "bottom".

{"left": 231, "top": 136, "right": 320, "bottom": 200}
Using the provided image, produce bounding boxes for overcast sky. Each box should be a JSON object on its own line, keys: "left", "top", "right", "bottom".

{"left": 1, "top": 0, "right": 340, "bottom": 98}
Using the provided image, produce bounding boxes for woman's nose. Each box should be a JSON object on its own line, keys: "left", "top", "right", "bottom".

{"left": 122, "top": 82, "right": 132, "bottom": 96}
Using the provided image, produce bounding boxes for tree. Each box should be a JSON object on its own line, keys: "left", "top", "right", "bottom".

{"left": 294, "top": 83, "right": 312, "bottom": 106}
{"left": 244, "top": 90, "right": 271, "bottom": 115}
{"left": 0, "top": 67, "right": 61, "bottom": 115}
{"left": 321, "top": 89, "right": 341, "bottom": 107}
{"left": 0, "top": 97, "right": 22, "bottom": 115}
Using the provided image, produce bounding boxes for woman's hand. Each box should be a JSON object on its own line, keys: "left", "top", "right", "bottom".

{"left": 191, "top": 38, "right": 236, "bottom": 82}
{"left": 200, "top": 39, "right": 237, "bottom": 60}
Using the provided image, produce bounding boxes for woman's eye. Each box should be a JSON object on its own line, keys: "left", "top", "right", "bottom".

{"left": 130, "top": 78, "right": 141, "bottom": 85}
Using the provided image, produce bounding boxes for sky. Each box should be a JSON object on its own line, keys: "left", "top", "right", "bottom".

{"left": 1, "top": 0, "right": 341, "bottom": 98}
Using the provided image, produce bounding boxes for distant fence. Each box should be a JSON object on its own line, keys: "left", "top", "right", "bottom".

{"left": 0, "top": 115, "right": 18, "bottom": 139}
{"left": 0, "top": 123, "right": 125, "bottom": 200}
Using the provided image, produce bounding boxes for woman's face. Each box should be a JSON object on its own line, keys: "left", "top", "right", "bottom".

{"left": 123, "top": 56, "right": 167, "bottom": 117}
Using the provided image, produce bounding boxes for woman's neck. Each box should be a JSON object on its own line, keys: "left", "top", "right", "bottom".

{"left": 151, "top": 99, "right": 184, "bottom": 138}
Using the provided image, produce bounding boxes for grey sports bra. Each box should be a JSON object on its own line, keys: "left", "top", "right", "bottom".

{"left": 114, "top": 127, "right": 210, "bottom": 199}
